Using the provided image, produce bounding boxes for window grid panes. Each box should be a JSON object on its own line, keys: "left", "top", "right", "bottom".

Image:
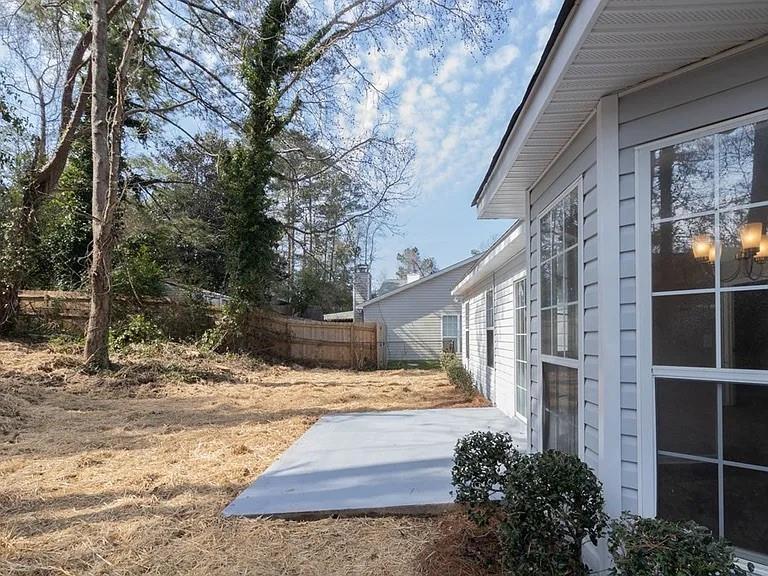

{"left": 650, "top": 116, "right": 768, "bottom": 563}
{"left": 514, "top": 279, "right": 528, "bottom": 420}
{"left": 540, "top": 187, "right": 579, "bottom": 360}
{"left": 442, "top": 315, "right": 458, "bottom": 354}
{"left": 656, "top": 379, "right": 768, "bottom": 561}
{"left": 486, "top": 290, "right": 494, "bottom": 368}
{"left": 540, "top": 183, "right": 580, "bottom": 455}
{"left": 651, "top": 119, "right": 768, "bottom": 370}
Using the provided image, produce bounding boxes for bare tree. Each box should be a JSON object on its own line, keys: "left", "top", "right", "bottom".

{"left": 84, "top": 0, "right": 152, "bottom": 368}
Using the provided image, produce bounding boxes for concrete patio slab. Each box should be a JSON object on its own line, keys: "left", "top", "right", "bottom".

{"left": 223, "top": 407, "right": 526, "bottom": 519}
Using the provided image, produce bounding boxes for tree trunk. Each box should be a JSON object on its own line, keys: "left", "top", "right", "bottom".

{"left": 84, "top": 0, "right": 111, "bottom": 369}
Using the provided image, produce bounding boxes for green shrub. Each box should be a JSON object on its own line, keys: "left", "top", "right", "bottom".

{"left": 440, "top": 352, "right": 475, "bottom": 395}
{"left": 608, "top": 514, "right": 753, "bottom": 576}
{"left": 452, "top": 432, "right": 607, "bottom": 576}
{"left": 500, "top": 450, "right": 607, "bottom": 575}
{"left": 453, "top": 431, "right": 522, "bottom": 527}
{"left": 111, "top": 313, "right": 163, "bottom": 350}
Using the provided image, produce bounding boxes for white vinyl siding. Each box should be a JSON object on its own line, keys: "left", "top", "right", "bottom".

{"left": 461, "top": 252, "right": 526, "bottom": 420}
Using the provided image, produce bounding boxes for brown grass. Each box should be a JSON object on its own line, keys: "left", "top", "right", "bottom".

{"left": 0, "top": 339, "right": 487, "bottom": 575}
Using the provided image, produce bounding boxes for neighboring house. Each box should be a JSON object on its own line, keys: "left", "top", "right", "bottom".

{"left": 360, "top": 255, "right": 481, "bottom": 364}
{"left": 452, "top": 224, "right": 527, "bottom": 421}
{"left": 467, "top": 1, "right": 768, "bottom": 570}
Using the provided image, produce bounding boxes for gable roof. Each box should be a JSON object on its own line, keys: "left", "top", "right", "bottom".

{"left": 360, "top": 254, "right": 482, "bottom": 308}
{"left": 473, "top": 0, "right": 768, "bottom": 219}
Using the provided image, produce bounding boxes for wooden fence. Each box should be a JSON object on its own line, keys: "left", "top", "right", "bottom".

{"left": 15, "top": 290, "right": 379, "bottom": 369}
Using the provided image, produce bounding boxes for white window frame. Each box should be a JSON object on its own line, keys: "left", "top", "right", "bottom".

{"left": 536, "top": 177, "right": 584, "bottom": 458}
{"left": 635, "top": 108, "right": 768, "bottom": 564}
{"left": 441, "top": 313, "right": 459, "bottom": 355}
{"left": 464, "top": 301, "right": 470, "bottom": 359}
{"left": 485, "top": 288, "right": 495, "bottom": 368}
{"left": 513, "top": 273, "right": 528, "bottom": 423}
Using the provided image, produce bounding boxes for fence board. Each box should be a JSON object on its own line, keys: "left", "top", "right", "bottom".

{"left": 15, "top": 290, "right": 378, "bottom": 369}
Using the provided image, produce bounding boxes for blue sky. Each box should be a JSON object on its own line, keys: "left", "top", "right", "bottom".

{"left": 366, "top": 0, "right": 559, "bottom": 286}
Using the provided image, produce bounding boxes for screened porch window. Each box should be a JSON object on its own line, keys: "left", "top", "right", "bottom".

{"left": 650, "top": 117, "right": 768, "bottom": 562}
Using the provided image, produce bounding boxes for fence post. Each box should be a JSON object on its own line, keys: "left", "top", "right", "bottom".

{"left": 376, "top": 323, "right": 386, "bottom": 369}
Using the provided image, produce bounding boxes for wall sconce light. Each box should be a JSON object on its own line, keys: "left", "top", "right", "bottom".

{"left": 738, "top": 222, "right": 764, "bottom": 259}
{"left": 692, "top": 234, "right": 714, "bottom": 263}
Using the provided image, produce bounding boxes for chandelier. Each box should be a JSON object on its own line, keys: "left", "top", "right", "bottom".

{"left": 692, "top": 222, "right": 768, "bottom": 282}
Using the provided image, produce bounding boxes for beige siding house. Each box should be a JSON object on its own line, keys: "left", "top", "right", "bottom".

{"left": 360, "top": 255, "right": 480, "bottom": 364}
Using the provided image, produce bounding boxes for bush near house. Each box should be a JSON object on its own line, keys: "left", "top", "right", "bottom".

{"left": 440, "top": 352, "right": 475, "bottom": 396}
{"left": 452, "top": 432, "right": 607, "bottom": 576}
{"left": 608, "top": 514, "right": 753, "bottom": 575}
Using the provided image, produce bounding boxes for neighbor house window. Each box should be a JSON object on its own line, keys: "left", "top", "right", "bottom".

{"left": 486, "top": 289, "right": 494, "bottom": 367}
{"left": 514, "top": 278, "right": 528, "bottom": 421}
{"left": 464, "top": 302, "right": 470, "bottom": 359}
{"left": 540, "top": 182, "right": 580, "bottom": 455}
{"left": 649, "top": 117, "right": 768, "bottom": 562}
{"left": 442, "top": 315, "right": 458, "bottom": 354}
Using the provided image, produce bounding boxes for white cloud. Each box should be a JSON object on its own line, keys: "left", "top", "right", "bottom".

{"left": 535, "top": 0, "right": 554, "bottom": 15}
{"left": 484, "top": 43, "right": 520, "bottom": 72}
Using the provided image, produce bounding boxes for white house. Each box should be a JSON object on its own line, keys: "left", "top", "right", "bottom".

{"left": 464, "top": 0, "right": 768, "bottom": 569}
{"left": 360, "top": 255, "right": 480, "bottom": 364}
{"left": 451, "top": 224, "right": 527, "bottom": 421}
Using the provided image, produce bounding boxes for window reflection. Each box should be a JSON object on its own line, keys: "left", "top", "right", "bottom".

{"left": 543, "top": 363, "right": 577, "bottom": 455}
{"left": 723, "top": 384, "right": 768, "bottom": 467}
{"left": 719, "top": 120, "right": 768, "bottom": 208}
{"left": 719, "top": 206, "right": 768, "bottom": 287}
{"left": 721, "top": 290, "right": 768, "bottom": 370}
{"left": 653, "top": 293, "right": 715, "bottom": 367}
{"left": 652, "top": 135, "right": 715, "bottom": 220}
{"left": 657, "top": 456, "right": 718, "bottom": 534}
{"left": 724, "top": 467, "right": 768, "bottom": 557}
{"left": 652, "top": 215, "right": 715, "bottom": 291}
{"left": 656, "top": 379, "right": 717, "bottom": 458}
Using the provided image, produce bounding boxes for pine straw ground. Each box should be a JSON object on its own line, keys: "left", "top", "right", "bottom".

{"left": 0, "top": 339, "right": 489, "bottom": 576}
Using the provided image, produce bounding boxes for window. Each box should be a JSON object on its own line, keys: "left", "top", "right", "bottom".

{"left": 486, "top": 289, "right": 494, "bottom": 367}
{"left": 651, "top": 119, "right": 768, "bottom": 369}
{"left": 540, "top": 183, "right": 580, "bottom": 454}
{"left": 646, "top": 116, "right": 768, "bottom": 563}
{"left": 514, "top": 278, "right": 528, "bottom": 421}
{"left": 442, "top": 315, "right": 458, "bottom": 354}
{"left": 464, "top": 302, "right": 470, "bottom": 359}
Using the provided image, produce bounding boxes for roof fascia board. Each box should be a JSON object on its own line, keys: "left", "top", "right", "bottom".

{"left": 452, "top": 224, "right": 525, "bottom": 297}
{"left": 477, "top": 0, "right": 609, "bottom": 218}
{"left": 360, "top": 254, "right": 481, "bottom": 307}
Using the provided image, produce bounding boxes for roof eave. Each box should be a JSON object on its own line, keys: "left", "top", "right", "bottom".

{"left": 472, "top": 0, "right": 603, "bottom": 218}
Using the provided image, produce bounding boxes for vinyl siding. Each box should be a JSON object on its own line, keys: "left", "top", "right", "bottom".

{"left": 616, "top": 42, "right": 768, "bottom": 514}
{"left": 362, "top": 260, "right": 477, "bottom": 362}
{"left": 461, "top": 252, "right": 527, "bottom": 420}
{"left": 530, "top": 115, "right": 597, "bottom": 464}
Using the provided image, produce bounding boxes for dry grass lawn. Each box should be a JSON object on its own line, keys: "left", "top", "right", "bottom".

{"left": 0, "top": 339, "right": 486, "bottom": 575}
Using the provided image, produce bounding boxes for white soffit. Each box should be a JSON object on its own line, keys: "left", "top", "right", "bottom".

{"left": 477, "top": 0, "right": 768, "bottom": 219}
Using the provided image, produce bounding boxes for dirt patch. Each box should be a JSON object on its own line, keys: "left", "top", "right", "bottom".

{"left": 416, "top": 513, "right": 503, "bottom": 576}
{"left": 0, "top": 340, "right": 486, "bottom": 575}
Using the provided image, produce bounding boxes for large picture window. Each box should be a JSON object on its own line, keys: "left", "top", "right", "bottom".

{"left": 648, "top": 116, "right": 768, "bottom": 563}
{"left": 540, "top": 182, "right": 580, "bottom": 455}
